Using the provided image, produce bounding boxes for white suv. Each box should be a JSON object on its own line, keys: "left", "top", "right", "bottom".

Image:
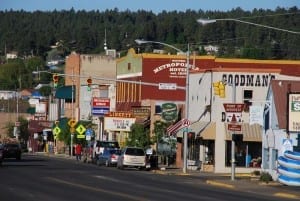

{"left": 117, "top": 147, "right": 146, "bottom": 170}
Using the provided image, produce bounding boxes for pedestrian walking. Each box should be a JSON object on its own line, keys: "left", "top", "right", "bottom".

{"left": 75, "top": 143, "right": 82, "bottom": 161}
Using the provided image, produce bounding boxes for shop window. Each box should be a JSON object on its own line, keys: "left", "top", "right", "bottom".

{"left": 243, "top": 90, "right": 253, "bottom": 112}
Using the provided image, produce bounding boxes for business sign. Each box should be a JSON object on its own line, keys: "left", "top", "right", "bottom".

{"left": 249, "top": 105, "right": 264, "bottom": 126}
{"left": 159, "top": 83, "right": 177, "bottom": 90}
{"left": 288, "top": 93, "right": 300, "bottom": 132}
{"left": 104, "top": 117, "right": 136, "bottom": 132}
{"left": 223, "top": 103, "right": 244, "bottom": 113}
{"left": 92, "top": 107, "right": 110, "bottom": 116}
{"left": 223, "top": 103, "right": 244, "bottom": 123}
{"left": 92, "top": 97, "right": 110, "bottom": 116}
{"left": 228, "top": 124, "right": 242, "bottom": 132}
{"left": 92, "top": 98, "right": 110, "bottom": 107}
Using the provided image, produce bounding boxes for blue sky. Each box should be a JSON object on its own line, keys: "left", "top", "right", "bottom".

{"left": 1, "top": 0, "right": 299, "bottom": 13}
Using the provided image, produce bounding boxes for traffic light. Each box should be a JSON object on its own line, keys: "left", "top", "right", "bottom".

{"left": 53, "top": 74, "right": 59, "bottom": 88}
{"left": 213, "top": 81, "right": 220, "bottom": 96}
{"left": 212, "top": 81, "right": 226, "bottom": 98}
{"left": 87, "top": 77, "right": 92, "bottom": 91}
{"left": 219, "top": 81, "right": 226, "bottom": 98}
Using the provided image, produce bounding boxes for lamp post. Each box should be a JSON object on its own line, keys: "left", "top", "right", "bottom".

{"left": 197, "top": 18, "right": 300, "bottom": 35}
{"left": 135, "top": 39, "right": 190, "bottom": 173}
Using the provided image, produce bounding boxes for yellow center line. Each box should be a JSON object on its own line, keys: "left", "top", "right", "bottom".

{"left": 46, "top": 177, "right": 148, "bottom": 201}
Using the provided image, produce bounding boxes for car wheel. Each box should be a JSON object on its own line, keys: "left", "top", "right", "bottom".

{"left": 96, "top": 160, "right": 101, "bottom": 166}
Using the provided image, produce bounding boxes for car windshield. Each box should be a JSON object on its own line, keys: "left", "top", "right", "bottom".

{"left": 5, "top": 144, "right": 20, "bottom": 148}
{"left": 110, "top": 150, "right": 121, "bottom": 155}
{"left": 125, "top": 148, "right": 145, "bottom": 156}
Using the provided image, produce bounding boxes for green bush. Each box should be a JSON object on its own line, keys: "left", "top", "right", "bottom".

{"left": 251, "top": 170, "right": 261, "bottom": 176}
{"left": 259, "top": 172, "right": 273, "bottom": 183}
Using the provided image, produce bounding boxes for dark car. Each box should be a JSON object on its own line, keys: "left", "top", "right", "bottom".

{"left": 3, "top": 143, "right": 22, "bottom": 160}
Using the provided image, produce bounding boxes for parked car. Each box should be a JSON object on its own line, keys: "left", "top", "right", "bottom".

{"left": 2, "top": 143, "right": 22, "bottom": 160}
{"left": 93, "top": 140, "right": 120, "bottom": 162}
{"left": 117, "top": 147, "right": 146, "bottom": 170}
{"left": 97, "top": 148, "right": 121, "bottom": 167}
{"left": 0, "top": 144, "right": 3, "bottom": 165}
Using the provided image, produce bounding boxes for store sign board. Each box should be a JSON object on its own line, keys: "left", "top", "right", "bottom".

{"left": 104, "top": 117, "right": 136, "bottom": 132}
{"left": 288, "top": 93, "right": 300, "bottom": 132}
{"left": 223, "top": 103, "right": 244, "bottom": 113}
{"left": 228, "top": 124, "right": 242, "bottom": 132}
{"left": 92, "top": 98, "right": 110, "bottom": 107}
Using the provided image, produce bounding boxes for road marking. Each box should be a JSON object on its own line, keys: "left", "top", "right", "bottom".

{"left": 274, "top": 192, "right": 300, "bottom": 200}
{"left": 46, "top": 177, "right": 145, "bottom": 201}
{"left": 206, "top": 180, "right": 234, "bottom": 189}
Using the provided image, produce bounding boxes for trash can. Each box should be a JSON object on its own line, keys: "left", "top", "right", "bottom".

{"left": 150, "top": 155, "right": 158, "bottom": 169}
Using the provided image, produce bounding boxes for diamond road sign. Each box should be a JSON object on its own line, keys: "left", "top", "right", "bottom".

{"left": 53, "top": 126, "right": 61, "bottom": 135}
{"left": 76, "top": 124, "right": 86, "bottom": 135}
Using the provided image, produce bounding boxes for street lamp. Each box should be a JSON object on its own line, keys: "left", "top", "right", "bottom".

{"left": 197, "top": 18, "right": 300, "bottom": 35}
{"left": 135, "top": 39, "right": 190, "bottom": 173}
{"left": 135, "top": 39, "right": 185, "bottom": 54}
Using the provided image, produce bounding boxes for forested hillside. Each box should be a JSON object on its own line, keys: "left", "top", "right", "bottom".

{"left": 0, "top": 7, "right": 299, "bottom": 59}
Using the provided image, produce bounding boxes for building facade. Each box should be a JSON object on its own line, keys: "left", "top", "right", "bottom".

{"left": 116, "top": 48, "right": 300, "bottom": 173}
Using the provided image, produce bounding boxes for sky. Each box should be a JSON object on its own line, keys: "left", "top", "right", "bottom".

{"left": 0, "top": 0, "right": 299, "bottom": 13}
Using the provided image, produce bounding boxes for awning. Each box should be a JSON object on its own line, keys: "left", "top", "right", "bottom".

{"left": 176, "top": 121, "right": 211, "bottom": 138}
{"left": 55, "top": 85, "right": 75, "bottom": 100}
{"left": 225, "top": 123, "right": 262, "bottom": 142}
{"left": 200, "top": 122, "right": 216, "bottom": 140}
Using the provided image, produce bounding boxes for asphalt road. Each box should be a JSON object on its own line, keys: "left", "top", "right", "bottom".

{"left": 0, "top": 154, "right": 295, "bottom": 201}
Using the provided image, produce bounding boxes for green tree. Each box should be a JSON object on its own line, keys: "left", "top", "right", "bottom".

{"left": 5, "top": 116, "right": 29, "bottom": 142}
{"left": 126, "top": 123, "right": 152, "bottom": 149}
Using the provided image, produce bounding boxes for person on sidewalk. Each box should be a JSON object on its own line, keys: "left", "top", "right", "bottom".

{"left": 75, "top": 143, "right": 82, "bottom": 161}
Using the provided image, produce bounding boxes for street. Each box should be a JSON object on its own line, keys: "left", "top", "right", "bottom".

{"left": 0, "top": 154, "right": 290, "bottom": 201}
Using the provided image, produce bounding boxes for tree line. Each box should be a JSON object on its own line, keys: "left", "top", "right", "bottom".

{"left": 0, "top": 7, "right": 299, "bottom": 61}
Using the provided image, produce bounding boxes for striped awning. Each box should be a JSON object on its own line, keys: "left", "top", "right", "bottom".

{"left": 176, "top": 121, "right": 212, "bottom": 138}
{"left": 225, "top": 123, "right": 262, "bottom": 142}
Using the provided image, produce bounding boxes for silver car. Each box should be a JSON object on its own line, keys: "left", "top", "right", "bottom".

{"left": 97, "top": 148, "right": 121, "bottom": 167}
{"left": 117, "top": 147, "right": 146, "bottom": 170}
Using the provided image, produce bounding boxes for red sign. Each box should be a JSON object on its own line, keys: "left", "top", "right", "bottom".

{"left": 92, "top": 98, "right": 110, "bottom": 107}
{"left": 223, "top": 103, "right": 244, "bottom": 113}
{"left": 167, "top": 119, "right": 190, "bottom": 135}
{"left": 228, "top": 124, "right": 242, "bottom": 131}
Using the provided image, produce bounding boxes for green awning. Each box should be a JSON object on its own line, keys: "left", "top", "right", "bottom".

{"left": 27, "top": 107, "right": 36, "bottom": 114}
{"left": 55, "top": 85, "right": 75, "bottom": 100}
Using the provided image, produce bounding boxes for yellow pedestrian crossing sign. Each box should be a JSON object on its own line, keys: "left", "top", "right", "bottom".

{"left": 53, "top": 126, "right": 61, "bottom": 139}
{"left": 53, "top": 126, "right": 61, "bottom": 135}
{"left": 76, "top": 124, "right": 86, "bottom": 135}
